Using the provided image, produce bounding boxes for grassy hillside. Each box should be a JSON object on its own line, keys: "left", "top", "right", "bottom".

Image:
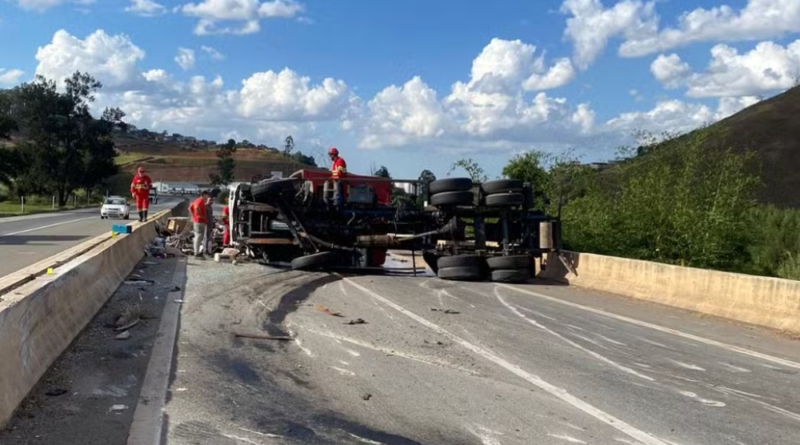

{"left": 113, "top": 134, "right": 322, "bottom": 183}
{"left": 633, "top": 86, "right": 800, "bottom": 207}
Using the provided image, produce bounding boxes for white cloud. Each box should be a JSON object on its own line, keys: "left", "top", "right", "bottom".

{"left": 32, "top": 29, "right": 350, "bottom": 145}
{"left": 606, "top": 96, "right": 762, "bottom": 134}
{"left": 360, "top": 77, "right": 448, "bottom": 149}
{"left": 35, "top": 29, "right": 146, "bottom": 89}
{"left": 358, "top": 39, "right": 590, "bottom": 149}
{"left": 15, "top": 0, "right": 94, "bottom": 12}
{"left": 0, "top": 69, "right": 25, "bottom": 85}
{"left": 236, "top": 68, "right": 353, "bottom": 121}
{"left": 650, "top": 54, "right": 691, "bottom": 89}
{"left": 175, "top": 47, "right": 196, "bottom": 71}
{"left": 180, "top": 0, "right": 303, "bottom": 35}
{"left": 685, "top": 40, "right": 800, "bottom": 97}
{"left": 560, "top": 0, "right": 657, "bottom": 69}
{"left": 201, "top": 45, "right": 225, "bottom": 61}
{"left": 620, "top": 0, "right": 800, "bottom": 57}
{"left": 125, "top": 0, "right": 166, "bottom": 17}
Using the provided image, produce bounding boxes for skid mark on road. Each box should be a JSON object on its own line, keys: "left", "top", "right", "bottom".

{"left": 302, "top": 327, "right": 480, "bottom": 376}
{"left": 496, "top": 290, "right": 654, "bottom": 382}
{"left": 343, "top": 277, "right": 674, "bottom": 445}
{"left": 500, "top": 284, "right": 800, "bottom": 371}
{"left": 547, "top": 433, "right": 587, "bottom": 444}
{"left": 669, "top": 360, "right": 706, "bottom": 371}
{"left": 718, "top": 362, "right": 751, "bottom": 373}
{"left": 513, "top": 305, "right": 557, "bottom": 321}
{"left": 677, "top": 391, "right": 726, "bottom": 407}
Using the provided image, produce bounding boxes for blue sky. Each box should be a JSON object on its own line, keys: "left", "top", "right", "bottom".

{"left": 2, "top": 0, "right": 800, "bottom": 179}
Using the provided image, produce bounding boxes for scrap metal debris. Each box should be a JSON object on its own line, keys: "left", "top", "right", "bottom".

{"left": 315, "top": 305, "right": 344, "bottom": 317}
{"left": 45, "top": 388, "right": 68, "bottom": 397}
{"left": 430, "top": 308, "right": 460, "bottom": 314}
{"left": 124, "top": 279, "right": 154, "bottom": 286}
{"left": 108, "top": 405, "right": 128, "bottom": 413}
{"left": 232, "top": 330, "right": 293, "bottom": 341}
{"left": 115, "top": 331, "right": 131, "bottom": 340}
{"left": 361, "top": 393, "right": 372, "bottom": 401}
{"left": 346, "top": 318, "right": 368, "bottom": 325}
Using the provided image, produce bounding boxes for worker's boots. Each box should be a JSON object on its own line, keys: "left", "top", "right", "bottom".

{"left": 143, "top": 210, "right": 148, "bottom": 222}
{"left": 138, "top": 211, "right": 143, "bottom": 222}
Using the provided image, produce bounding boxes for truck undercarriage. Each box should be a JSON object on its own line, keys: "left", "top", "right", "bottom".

{"left": 229, "top": 170, "right": 561, "bottom": 283}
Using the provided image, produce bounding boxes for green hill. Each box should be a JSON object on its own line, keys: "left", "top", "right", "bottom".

{"left": 633, "top": 86, "right": 800, "bottom": 207}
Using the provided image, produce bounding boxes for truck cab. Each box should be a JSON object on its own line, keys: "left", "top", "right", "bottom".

{"left": 149, "top": 188, "right": 159, "bottom": 204}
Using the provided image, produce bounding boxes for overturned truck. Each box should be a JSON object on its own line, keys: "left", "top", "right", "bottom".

{"left": 228, "top": 169, "right": 561, "bottom": 283}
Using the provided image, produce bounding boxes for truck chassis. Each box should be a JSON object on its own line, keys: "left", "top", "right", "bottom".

{"left": 228, "top": 170, "right": 561, "bottom": 283}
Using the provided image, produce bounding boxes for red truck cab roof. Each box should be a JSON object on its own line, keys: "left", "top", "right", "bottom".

{"left": 293, "top": 169, "right": 393, "bottom": 206}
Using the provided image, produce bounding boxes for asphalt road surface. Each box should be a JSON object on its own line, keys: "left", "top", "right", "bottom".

{"left": 161, "top": 260, "right": 800, "bottom": 445}
{"left": 0, "top": 197, "right": 182, "bottom": 278}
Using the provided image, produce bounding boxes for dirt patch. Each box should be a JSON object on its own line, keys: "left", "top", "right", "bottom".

{"left": 0, "top": 256, "right": 182, "bottom": 445}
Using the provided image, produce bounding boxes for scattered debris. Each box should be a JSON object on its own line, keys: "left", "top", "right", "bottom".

{"left": 361, "top": 393, "right": 372, "bottom": 401}
{"left": 171, "top": 285, "right": 182, "bottom": 292}
{"left": 232, "top": 330, "right": 293, "bottom": 341}
{"left": 430, "top": 308, "right": 460, "bottom": 314}
{"left": 315, "top": 305, "right": 344, "bottom": 317}
{"left": 115, "top": 331, "right": 131, "bottom": 340}
{"left": 346, "top": 318, "right": 368, "bottom": 325}
{"left": 124, "top": 280, "right": 154, "bottom": 286}
{"left": 115, "top": 318, "right": 140, "bottom": 332}
{"left": 108, "top": 405, "right": 128, "bottom": 413}
{"left": 174, "top": 299, "right": 184, "bottom": 304}
{"left": 45, "top": 388, "right": 68, "bottom": 397}
{"left": 143, "top": 261, "right": 158, "bottom": 266}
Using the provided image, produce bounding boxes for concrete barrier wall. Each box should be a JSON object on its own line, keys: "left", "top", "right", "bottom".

{"left": 0, "top": 207, "right": 180, "bottom": 429}
{"left": 539, "top": 251, "right": 800, "bottom": 333}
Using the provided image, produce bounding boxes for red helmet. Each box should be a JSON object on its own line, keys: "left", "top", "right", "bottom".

{"left": 328, "top": 147, "right": 339, "bottom": 155}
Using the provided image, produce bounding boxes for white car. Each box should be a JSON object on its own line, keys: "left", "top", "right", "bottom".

{"left": 101, "top": 196, "right": 130, "bottom": 220}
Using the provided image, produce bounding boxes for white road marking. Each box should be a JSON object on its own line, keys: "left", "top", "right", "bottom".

{"left": 547, "top": 434, "right": 587, "bottom": 444}
{"left": 331, "top": 366, "right": 356, "bottom": 376}
{"left": 343, "top": 277, "right": 673, "bottom": 445}
{"left": 670, "top": 360, "right": 706, "bottom": 371}
{"left": 595, "top": 333, "right": 627, "bottom": 347}
{"left": 500, "top": 284, "right": 800, "bottom": 370}
{"left": 514, "top": 305, "right": 558, "bottom": 321}
{"left": 677, "top": 391, "right": 726, "bottom": 407}
{"left": 497, "top": 291, "right": 654, "bottom": 382}
{"left": 468, "top": 425, "right": 504, "bottom": 445}
{"left": 347, "top": 432, "right": 386, "bottom": 444}
{"left": 0, "top": 216, "right": 95, "bottom": 238}
{"left": 718, "top": 362, "right": 751, "bottom": 373}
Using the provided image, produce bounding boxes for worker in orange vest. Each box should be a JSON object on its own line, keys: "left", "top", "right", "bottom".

{"left": 327, "top": 147, "right": 347, "bottom": 205}
{"left": 222, "top": 198, "right": 231, "bottom": 246}
{"left": 188, "top": 191, "right": 210, "bottom": 259}
{"left": 130, "top": 167, "right": 153, "bottom": 222}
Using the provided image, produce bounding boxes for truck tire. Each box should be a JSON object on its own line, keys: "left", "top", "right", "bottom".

{"left": 437, "top": 254, "right": 486, "bottom": 269}
{"left": 252, "top": 179, "right": 294, "bottom": 200}
{"left": 291, "top": 251, "right": 335, "bottom": 271}
{"left": 485, "top": 193, "right": 524, "bottom": 207}
{"left": 429, "top": 178, "right": 473, "bottom": 195}
{"left": 480, "top": 179, "right": 523, "bottom": 195}
{"left": 490, "top": 268, "right": 531, "bottom": 283}
{"left": 438, "top": 266, "right": 485, "bottom": 281}
{"left": 430, "top": 191, "right": 474, "bottom": 206}
{"left": 486, "top": 255, "right": 531, "bottom": 270}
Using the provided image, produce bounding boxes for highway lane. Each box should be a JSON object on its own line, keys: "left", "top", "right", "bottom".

{"left": 158, "top": 261, "right": 800, "bottom": 445}
{"left": 0, "top": 197, "right": 182, "bottom": 278}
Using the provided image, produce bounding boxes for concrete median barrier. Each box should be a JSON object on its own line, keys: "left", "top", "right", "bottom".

{"left": 539, "top": 251, "right": 800, "bottom": 334}
{"left": 0, "top": 201, "right": 186, "bottom": 429}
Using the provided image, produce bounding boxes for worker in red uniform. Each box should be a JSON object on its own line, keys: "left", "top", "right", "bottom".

{"left": 327, "top": 147, "right": 347, "bottom": 205}
{"left": 189, "top": 191, "right": 210, "bottom": 259}
{"left": 222, "top": 198, "right": 231, "bottom": 246}
{"left": 130, "top": 167, "right": 153, "bottom": 222}
{"left": 329, "top": 147, "right": 347, "bottom": 179}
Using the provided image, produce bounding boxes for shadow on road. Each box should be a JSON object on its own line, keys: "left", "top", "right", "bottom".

{"left": 0, "top": 235, "right": 88, "bottom": 245}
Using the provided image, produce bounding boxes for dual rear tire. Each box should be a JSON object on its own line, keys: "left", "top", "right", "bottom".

{"left": 436, "top": 254, "right": 532, "bottom": 283}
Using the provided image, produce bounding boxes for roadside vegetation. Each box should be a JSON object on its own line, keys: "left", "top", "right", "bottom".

{"left": 449, "top": 126, "right": 800, "bottom": 281}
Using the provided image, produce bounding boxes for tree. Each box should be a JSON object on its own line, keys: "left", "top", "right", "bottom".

{"left": 284, "top": 135, "right": 294, "bottom": 155}
{"left": 450, "top": 158, "right": 488, "bottom": 182}
{"left": 13, "top": 71, "right": 119, "bottom": 205}
{"left": 210, "top": 137, "right": 237, "bottom": 186}
{"left": 374, "top": 165, "right": 391, "bottom": 179}
{"left": 291, "top": 151, "right": 316, "bottom": 167}
{"left": 416, "top": 169, "right": 436, "bottom": 207}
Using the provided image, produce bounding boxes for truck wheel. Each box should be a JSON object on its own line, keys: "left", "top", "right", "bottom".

{"left": 437, "top": 254, "right": 486, "bottom": 269}
{"left": 252, "top": 179, "right": 295, "bottom": 200}
{"left": 429, "top": 178, "right": 473, "bottom": 195}
{"left": 291, "top": 251, "right": 335, "bottom": 271}
{"left": 490, "top": 269, "right": 532, "bottom": 283}
{"left": 480, "top": 179, "right": 523, "bottom": 195}
{"left": 485, "top": 193, "right": 524, "bottom": 207}
{"left": 486, "top": 255, "right": 531, "bottom": 270}
{"left": 438, "top": 266, "right": 485, "bottom": 281}
{"left": 430, "top": 191, "right": 474, "bottom": 206}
